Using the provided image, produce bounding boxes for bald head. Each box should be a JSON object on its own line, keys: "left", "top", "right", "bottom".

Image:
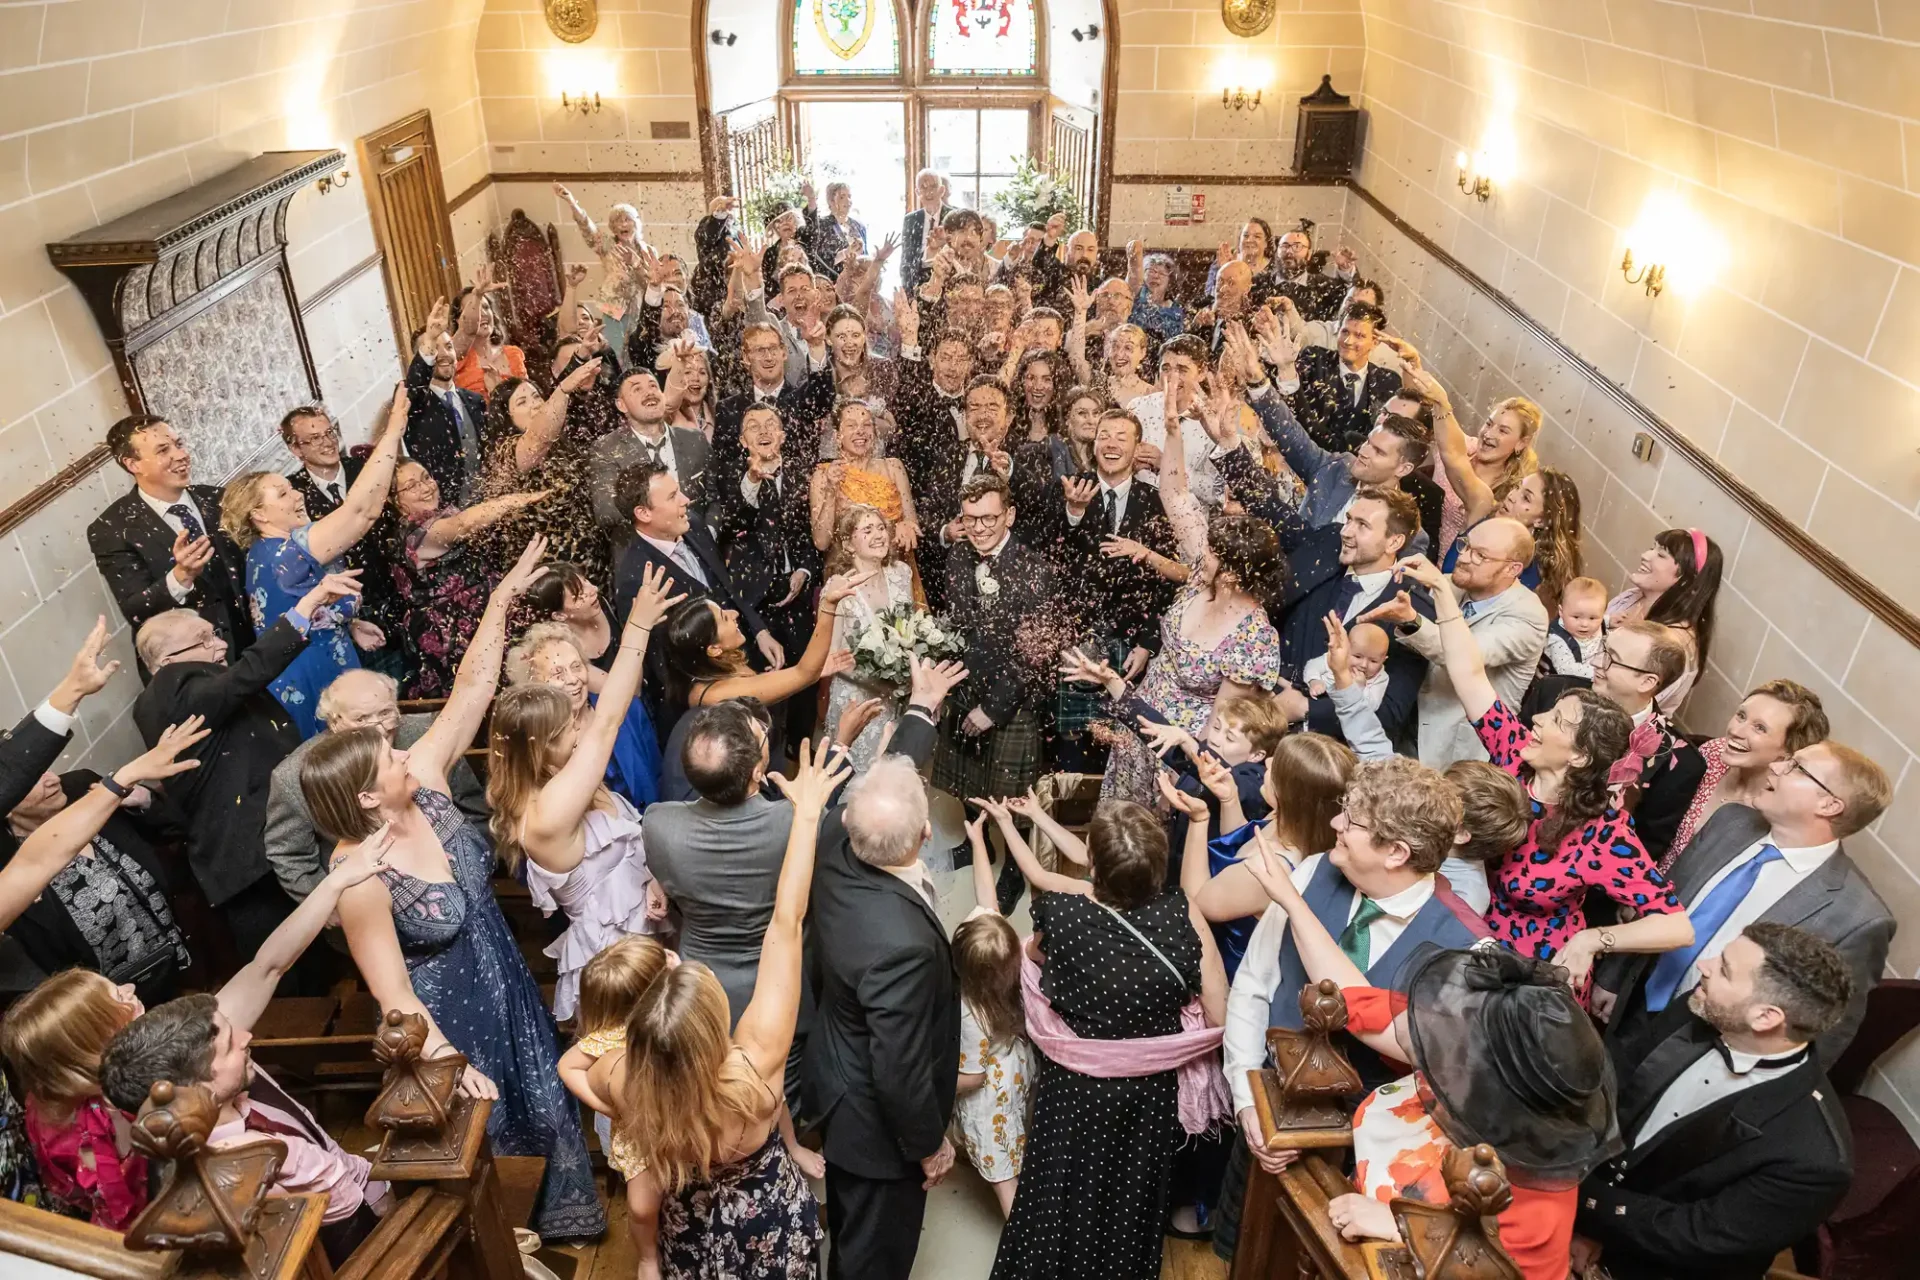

{"left": 1217, "top": 260, "right": 1253, "bottom": 313}
{"left": 317, "top": 669, "right": 400, "bottom": 734}
{"left": 843, "top": 755, "right": 930, "bottom": 867}
{"left": 1449, "top": 515, "right": 1536, "bottom": 600}
{"left": 1483, "top": 516, "right": 1536, "bottom": 565}
{"left": 135, "top": 609, "right": 223, "bottom": 671}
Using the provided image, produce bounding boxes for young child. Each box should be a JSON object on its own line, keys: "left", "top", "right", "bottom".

{"left": 1304, "top": 621, "right": 1390, "bottom": 708}
{"left": 1439, "top": 760, "right": 1533, "bottom": 915}
{"left": 560, "top": 938, "right": 822, "bottom": 1264}
{"left": 954, "top": 811, "right": 1041, "bottom": 1216}
{"left": 1135, "top": 692, "right": 1288, "bottom": 878}
{"left": 1542, "top": 575, "right": 1608, "bottom": 678}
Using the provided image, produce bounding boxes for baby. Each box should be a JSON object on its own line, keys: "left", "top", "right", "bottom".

{"left": 1305, "top": 621, "right": 1390, "bottom": 709}
{"left": 1542, "top": 576, "right": 1608, "bottom": 678}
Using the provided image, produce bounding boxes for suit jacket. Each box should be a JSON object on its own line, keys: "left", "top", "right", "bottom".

{"left": 1279, "top": 524, "right": 1431, "bottom": 747}
{"left": 88, "top": 486, "right": 253, "bottom": 655}
{"left": 893, "top": 356, "right": 970, "bottom": 505}
{"left": 711, "top": 372, "right": 837, "bottom": 500}
{"left": 588, "top": 424, "right": 713, "bottom": 559}
{"left": 1248, "top": 388, "right": 1359, "bottom": 530}
{"left": 807, "top": 213, "right": 867, "bottom": 279}
{"left": 403, "top": 355, "right": 487, "bottom": 502}
{"left": 1060, "top": 477, "right": 1177, "bottom": 657}
{"left": 613, "top": 527, "right": 770, "bottom": 725}
{"left": 690, "top": 213, "right": 732, "bottom": 319}
{"left": 1398, "top": 581, "right": 1549, "bottom": 768}
{"left": 1286, "top": 345, "right": 1403, "bottom": 453}
{"left": 265, "top": 713, "right": 489, "bottom": 901}
{"left": 710, "top": 466, "right": 822, "bottom": 615}
{"left": 1600, "top": 804, "right": 1894, "bottom": 1066}
{"left": 286, "top": 458, "right": 402, "bottom": 635}
{"left": 133, "top": 617, "right": 308, "bottom": 906}
{"left": 944, "top": 536, "right": 1056, "bottom": 726}
{"left": 0, "top": 707, "right": 72, "bottom": 818}
{"left": 1578, "top": 1017, "right": 1851, "bottom": 1280}
{"left": 1274, "top": 270, "right": 1347, "bottom": 323}
{"left": 899, "top": 206, "right": 952, "bottom": 292}
{"left": 802, "top": 710, "right": 957, "bottom": 1178}
{"left": 1627, "top": 720, "right": 1708, "bottom": 867}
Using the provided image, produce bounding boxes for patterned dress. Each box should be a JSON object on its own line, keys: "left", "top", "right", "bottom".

{"left": 991, "top": 890, "right": 1201, "bottom": 1280}
{"left": 1473, "top": 701, "right": 1684, "bottom": 964}
{"left": 824, "top": 561, "right": 917, "bottom": 773}
{"left": 248, "top": 525, "right": 358, "bottom": 737}
{"left": 1101, "top": 580, "right": 1282, "bottom": 806}
{"left": 1666, "top": 736, "right": 1730, "bottom": 871}
{"left": 25, "top": 1097, "right": 147, "bottom": 1230}
{"left": 373, "top": 789, "right": 604, "bottom": 1240}
{"left": 397, "top": 510, "right": 493, "bottom": 699}
{"left": 0, "top": 1072, "right": 40, "bottom": 1211}
{"left": 952, "top": 1000, "right": 1034, "bottom": 1184}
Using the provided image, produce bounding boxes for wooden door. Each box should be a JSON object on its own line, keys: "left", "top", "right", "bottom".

{"left": 358, "top": 111, "right": 459, "bottom": 358}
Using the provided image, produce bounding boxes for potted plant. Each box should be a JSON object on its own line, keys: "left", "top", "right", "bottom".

{"left": 994, "top": 156, "right": 1083, "bottom": 235}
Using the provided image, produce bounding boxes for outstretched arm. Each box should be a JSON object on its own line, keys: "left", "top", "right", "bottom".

{"left": 513, "top": 357, "right": 605, "bottom": 473}
{"left": 976, "top": 797, "right": 1089, "bottom": 897}
{"left": 1154, "top": 371, "right": 1210, "bottom": 562}
{"left": 1396, "top": 342, "right": 1494, "bottom": 526}
{"left": 307, "top": 387, "right": 409, "bottom": 565}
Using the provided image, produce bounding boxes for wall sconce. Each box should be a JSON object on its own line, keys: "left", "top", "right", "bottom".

{"left": 1222, "top": 87, "right": 1262, "bottom": 111}
{"left": 1071, "top": 24, "right": 1100, "bottom": 41}
{"left": 709, "top": 29, "right": 737, "bottom": 46}
{"left": 1454, "top": 150, "right": 1492, "bottom": 201}
{"left": 1619, "top": 248, "right": 1666, "bottom": 297}
{"left": 315, "top": 169, "right": 351, "bottom": 195}
{"left": 561, "top": 91, "right": 603, "bottom": 115}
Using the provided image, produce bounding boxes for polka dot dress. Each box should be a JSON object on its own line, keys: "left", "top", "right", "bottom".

{"left": 989, "top": 889, "right": 1202, "bottom": 1280}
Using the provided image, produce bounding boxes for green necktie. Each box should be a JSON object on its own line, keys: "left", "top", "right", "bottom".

{"left": 1339, "top": 897, "right": 1388, "bottom": 971}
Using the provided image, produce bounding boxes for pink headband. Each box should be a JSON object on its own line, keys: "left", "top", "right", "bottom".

{"left": 1687, "top": 528, "right": 1708, "bottom": 574}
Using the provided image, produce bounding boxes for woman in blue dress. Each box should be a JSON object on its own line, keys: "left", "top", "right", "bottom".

{"left": 300, "top": 535, "right": 608, "bottom": 1242}
{"left": 222, "top": 386, "right": 409, "bottom": 736}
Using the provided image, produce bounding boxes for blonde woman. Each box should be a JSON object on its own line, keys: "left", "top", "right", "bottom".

{"left": 822, "top": 504, "right": 920, "bottom": 772}
{"left": 222, "top": 384, "right": 408, "bottom": 735}
{"left": 810, "top": 399, "right": 919, "bottom": 554}
{"left": 505, "top": 612, "right": 661, "bottom": 809}
{"left": 486, "top": 564, "right": 683, "bottom": 1021}
{"left": 587, "top": 742, "right": 848, "bottom": 1279}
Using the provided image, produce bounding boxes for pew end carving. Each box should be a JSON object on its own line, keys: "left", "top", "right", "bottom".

{"left": 1249, "top": 979, "right": 1366, "bottom": 1149}
{"left": 1367, "top": 1144, "right": 1523, "bottom": 1280}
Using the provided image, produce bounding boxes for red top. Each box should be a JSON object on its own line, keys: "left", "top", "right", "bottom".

{"left": 453, "top": 344, "right": 527, "bottom": 397}
{"left": 26, "top": 1095, "right": 148, "bottom": 1231}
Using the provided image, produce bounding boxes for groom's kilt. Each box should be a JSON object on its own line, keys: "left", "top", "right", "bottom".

{"left": 932, "top": 705, "right": 1042, "bottom": 800}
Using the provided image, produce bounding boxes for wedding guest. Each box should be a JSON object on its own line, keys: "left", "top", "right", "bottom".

{"left": 504, "top": 618, "right": 662, "bottom": 817}
{"left": 475, "top": 359, "right": 610, "bottom": 581}
{"left": 554, "top": 182, "right": 650, "bottom": 365}
{"left": 1271, "top": 224, "right": 1347, "bottom": 321}
{"left": 281, "top": 407, "right": 401, "bottom": 654}
{"left": 1606, "top": 529, "right": 1724, "bottom": 715}
{"left": 1586, "top": 622, "right": 1707, "bottom": 865}
{"left": 1668, "top": 680, "right": 1828, "bottom": 863}
{"left": 1281, "top": 302, "right": 1405, "bottom": 453}
{"left": 404, "top": 300, "right": 488, "bottom": 502}
{"left": 89, "top": 415, "right": 253, "bottom": 657}
{"left": 811, "top": 398, "right": 919, "bottom": 555}
{"left": 451, "top": 271, "right": 528, "bottom": 396}
{"left": 1129, "top": 251, "right": 1187, "bottom": 343}
{"left": 1541, "top": 575, "right": 1609, "bottom": 679}
{"left": 486, "top": 564, "right": 681, "bottom": 1021}
{"left": 222, "top": 386, "right": 408, "bottom": 736}
{"left": 589, "top": 368, "right": 713, "bottom": 562}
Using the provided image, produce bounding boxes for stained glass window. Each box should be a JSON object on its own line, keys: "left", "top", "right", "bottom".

{"left": 927, "top": 0, "right": 1038, "bottom": 77}
{"left": 792, "top": 0, "right": 900, "bottom": 77}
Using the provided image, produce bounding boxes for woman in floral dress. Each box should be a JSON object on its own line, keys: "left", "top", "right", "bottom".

{"left": 1392, "top": 556, "right": 1693, "bottom": 999}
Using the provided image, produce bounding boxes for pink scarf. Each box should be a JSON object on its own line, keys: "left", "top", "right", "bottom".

{"left": 1020, "top": 954, "right": 1232, "bottom": 1135}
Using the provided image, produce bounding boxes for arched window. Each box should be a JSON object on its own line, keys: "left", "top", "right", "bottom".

{"left": 791, "top": 0, "right": 901, "bottom": 77}
{"left": 926, "top": 0, "right": 1038, "bottom": 78}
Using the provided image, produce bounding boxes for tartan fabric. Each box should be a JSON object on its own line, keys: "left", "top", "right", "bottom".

{"left": 1055, "top": 636, "right": 1130, "bottom": 736}
{"left": 932, "top": 706, "right": 1044, "bottom": 800}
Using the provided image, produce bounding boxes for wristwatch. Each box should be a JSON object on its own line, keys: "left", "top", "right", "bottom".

{"left": 1596, "top": 929, "right": 1617, "bottom": 956}
{"left": 98, "top": 775, "right": 132, "bottom": 800}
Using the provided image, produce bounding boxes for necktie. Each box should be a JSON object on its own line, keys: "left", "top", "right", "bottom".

{"left": 1643, "top": 844, "right": 1786, "bottom": 1010}
{"left": 1338, "top": 897, "right": 1387, "bottom": 971}
{"left": 1101, "top": 488, "right": 1119, "bottom": 533}
{"left": 1711, "top": 1040, "right": 1805, "bottom": 1073}
{"left": 325, "top": 481, "right": 342, "bottom": 506}
{"left": 1332, "top": 575, "right": 1364, "bottom": 619}
{"left": 1462, "top": 598, "right": 1479, "bottom": 620}
{"left": 968, "top": 450, "right": 986, "bottom": 479}
{"left": 1342, "top": 371, "right": 1359, "bottom": 405}
{"left": 443, "top": 390, "right": 461, "bottom": 419}
{"left": 168, "top": 503, "right": 206, "bottom": 541}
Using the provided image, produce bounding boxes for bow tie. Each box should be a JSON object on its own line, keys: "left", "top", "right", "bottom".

{"left": 1711, "top": 1039, "right": 1808, "bottom": 1074}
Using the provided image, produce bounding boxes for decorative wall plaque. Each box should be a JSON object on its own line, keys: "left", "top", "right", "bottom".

{"left": 1221, "top": 0, "right": 1275, "bottom": 38}
{"left": 544, "top": 0, "right": 599, "bottom": 43}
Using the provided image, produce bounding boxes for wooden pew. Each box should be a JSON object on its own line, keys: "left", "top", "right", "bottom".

{"left": 0, "top": 1197, "right": 174, "bottom": 1279}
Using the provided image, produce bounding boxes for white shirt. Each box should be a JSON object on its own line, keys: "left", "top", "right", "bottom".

{"left": 750, "top": 380, "right": 785, "bottom": 404}
{"left": 1132, "top": 392, "right": 1229, "bottom": 507}
{"left": 1304, "top": 654, "right": 1386, "bottom": 708}
{"left": 140, "top": 487, "right": 213, "bottom": 602}
{"left": 1337, "top": 361, "right": 1369, "bottom": 405}
{"left": 1224, "top": 853, "right": 1436, "bottom": 1112}
{"left": 1633, "top": 1042, "right": 1811, "bottom": 1148}
{"left": 303, "top": 465, "right": 347, "bottom": 504}
{"left": 1678, "top": 835, "right": 1840, "bottom": 993}
{"left": 1341, "top": 569, "right": 1393, "bottom": 622}
{"left": 640, "top": 533, "right": 709, "bottom": 587}
{"left": 881, "top": 858, "right": 940, "bottom": 911}
{"left": 1066, "top": 477, "right": 1132, "bottom": 531}
{"left": 630, "top": 423, "right": 676, "bottom": 478}
{"left": 740, "top": 468, "right": 799, "bottom": 577}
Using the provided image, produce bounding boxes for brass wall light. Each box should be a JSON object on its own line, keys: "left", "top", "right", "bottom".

{"left": 1620, "top": 249, "right": 1666, "bottom": 297}
{"left": 562, "top": 91, "right": 603, "bottom": 115}
{"left": 315, "top": 169, "right": 351, "bottom": 195}
{"left": 1454, "top": 150, "right": 1491, "bottom": 201}
{"left": 1222, "top": 87, "right": 1262, "bottom": 111}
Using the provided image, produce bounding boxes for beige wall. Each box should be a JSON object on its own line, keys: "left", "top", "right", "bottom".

{"left": 1113, "top": 0, "right": 1366, "bottom": 176}
{"left": 1351, "top": 0, "right": 1920, "bottom": 1124}
{"left": 0, "top": 0, "right": 492, "bottom": 767}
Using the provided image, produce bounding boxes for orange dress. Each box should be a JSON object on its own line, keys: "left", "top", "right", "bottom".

{"left": 453, "top": 344, "right": 527, "bottom": 397}
{"left": 833, "top": 463, "right": 925, "bottom": 602}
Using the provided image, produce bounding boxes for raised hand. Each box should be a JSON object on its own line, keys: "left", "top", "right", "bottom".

{"left": 1247, "top": 823, "right": 1304, "bottom": 906}
{"left": 1068, "top": 275, "right": 1092, "bottom": 320}
{"left": 987, "top": 448, "right": 1012, "bottom": 479}
{"left": 1058, "top": 647, "right": 1123, "bottom": 693}
{"left": 909, "top": 653, "right": 969, "bottom": 711}
{"left": 1222, "top": 321, "right": 1264, "bottom": 387}
{"left": 57, "top": 616, "right": 122, "bottom": 705}
{"left": 1061, "top": 476, "right": 1097, "bottom": 519}
{"left": 170, "top": 527, "right": 215, "bottom": 586}
{"left": 496, "top": 533, "right": 552, "bottom": 601}
{"left": 894, "top": 290, "right": 919, "bottom": 345}
{"left": 821, "top": 648, "right": 857, "bottom": 680}
{"left": 834, "top": 697, "right": 888, "bottom": 749}
{"left": 1156, "top": 769, "right": 1210, "bottom": 821}
{"left": 1356, "top": 589, "right": 1418, "bottom": 628}
{"left": 1322, "top": 612, "right": 1355, "bottom": 688}
{"left": 1392, "top": 553, "right": 1446, "bottom": 592}
{"left": 770, "top": 737, "right": 854, "bottom": 814}
{"left": 1004, "top": 788, "right": 1043, "bottom": 822}
{"left": 822, "top": 567, "right": 876, "bottom": 609}
{"left": 1191, "top": 750, "right": 1238, "bottom": 803}
{"left": 558, "top": 355, "right": 603, "bottom": 393}
{"left": 1135, "top": 715, "right": 1193, "bottom": 760}
{"left": 967, "top": 794, "right": 1013, "bottom": 823}
{"left": 1334, "top": 245, "right": 1358, "bottom": 274}
{"left": 873, "top": 231, "right": 899, "bottom": 264}
{"left": 627, "top": 562, "right": 688, "bottom": 631}
{"left": 1100, "top": 535, "right": 1151, "bottom": 564}
{"left": 566, "top": 262, "right": 591, "bottom": 288}
{"left": 424, "top": 295, "right": 450, "bottom": 343}
{"left": 296, "top": 570, "right": 363, "bottom": 619}
{"left": 708, "top": 195, "right": 738, "bottom": 219}
{"left": 1044, "top": 212, "right": 1067, "bottom": 244}
{"left": 117, "top": 715, "right": 211, "bottom": 786}
{"left": 328, "top": 822, "right": 394, "bottom": 889}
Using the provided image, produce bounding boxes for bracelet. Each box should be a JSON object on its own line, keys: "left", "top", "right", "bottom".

{"left": 1432, "top": 613, "right": 1462, "bottom": 624}
{"left": 1596, "top": 929, "right": 1617, "bottom": 956}
{"left": 98, "top": 775, "right": 132, "bottom": 799}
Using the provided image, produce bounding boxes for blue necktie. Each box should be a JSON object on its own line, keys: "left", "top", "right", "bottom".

{"left": 1643, "top": 844, "right": 1785, "bottom": 1011}
{"left": 1462, "top": 598, "right": 1479, "bottom": 620}
{"left": 1331, "top": 575, "right": 1363, "bottom": 617}
{"left": 168, "top": 503, "right": 205, "bottom": 541}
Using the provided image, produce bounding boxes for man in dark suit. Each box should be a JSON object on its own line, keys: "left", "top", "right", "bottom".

{"left": 1598, "top": 741, "right": 1895, "bottom": 1067}
{"left": 1588, "top": 620, "right": 1707, "bottom": 864}
{"left": 130, "top": 572, "right": 356, "bottom": 984}
{"left": 1576, "top": 923, "right": 1855, "bottom": 1280}
{"left": 1059, "top": 408, "right": 1177, "bottom": 676}
{"left": 898, "top": 168, "right": 952, "bottom": 292}
{"left": 1283, "top": 303, "right": 1404, "bottom": 452}
{"left": 611, "top": 461, "right": 781, "bottom": 722}
{"left": 711, "top": 405, "right": 822, "bottom": 744}
{"left": 1272, "top": 225, "right": 1348, "bottom": 322}
{"left": 806, "top": 655, "right": 967, "bottom": 1280}
{"left": 931, "top": 473, "right": 1056, "bottom": 809}
{"left": 807, "top": 180, "right": 868, "bottom": 280}
{"left": 711, "top": 322, "right": 836, "bottom": 500}
{"left": 280, "top": 407, "right": 401, "bottom": 658}
{"left": 88, "top": 415, "right": 254, "bottom": 663}
{"left": 590, "top": 368, "right": 713, "bottom": 559}
{"left": 892, "top": 313, "right": 975, "bottom": 504}
{"left": 403, "top": 302, "right": 487, "bottom": 503}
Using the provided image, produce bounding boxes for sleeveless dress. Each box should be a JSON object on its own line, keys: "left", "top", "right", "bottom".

{"left": 523, "top": 792, "right": 662, "bottom": 1022}
{"left": 991, "top": 889, "right": 1202, "bottom": 1280}
{"left": 372, "top": 789, "right": 605, "bottom": 1240}
{"left": 657, "top": 1047, "right": 822, "bottom": 1279}
{"left": 573, "top": 1027, "right": 645, "bottom": 1178}
{"left": 823, "top": 561, "right": 917, "bottom": 773}
{"left": 248, "top": 524, "right": 358, "bottom": 737}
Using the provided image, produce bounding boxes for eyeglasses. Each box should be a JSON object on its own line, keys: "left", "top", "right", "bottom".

{"left": 957, "top": 512, "right": 1006, "bottom": 528}
{"left": 396, "top": 475, "right": 434, "bottom": 496}
{"left": 291, "top": 424, "right": 340, "bottom": 448}
{"left": 1456, "top": 543, "right": 1518, "bottom": 567}
{"left": 1336, "top": 801, "right": 1371, "bottom": 835}
{"left": 161, "top": 632, "right": 220, "bottom": 661}
{"left": 1784, "top": 755, "right": 1843, "bottom": 805}
{"left": 1594, "top": 644, "right": 1654, "bottom": 675}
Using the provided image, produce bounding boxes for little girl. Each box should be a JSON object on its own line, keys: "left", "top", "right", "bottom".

{"left": 559, "top": 938, "right": 822, "bottom": 1266}
{"left": 955, "top": 811, "right": 1041, "bottom": 1216}
{"left": 0, "top": 970, "right": 146, "bottom": 1229}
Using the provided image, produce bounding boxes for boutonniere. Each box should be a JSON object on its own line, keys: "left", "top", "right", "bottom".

{"left": 975, "top": 560, "right": 1001, "bottom": 597}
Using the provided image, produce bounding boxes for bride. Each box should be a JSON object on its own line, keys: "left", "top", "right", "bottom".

{"left": 822, "top": 503, "right": 921, "bottom": 772}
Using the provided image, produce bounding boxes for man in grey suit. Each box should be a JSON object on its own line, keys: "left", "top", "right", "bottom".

{"left": 1599, "top": 738, "right": 1895, "bottom": 1066}
{"left": 1360, "top": 521, "right": 1547, "bottom": 768}
{"left": 264, "top": 669, "right": 490, "bottom": 900}
{"left": 590, "top": 367, "right": 713, "bottom": 559}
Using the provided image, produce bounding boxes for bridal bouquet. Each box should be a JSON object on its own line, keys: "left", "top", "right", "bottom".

{"left": 850, "top": 604, "right": 968, "bottom": 687}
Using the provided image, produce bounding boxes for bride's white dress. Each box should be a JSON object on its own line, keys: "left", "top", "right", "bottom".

{"left": 825, "top": 560, "right": 917, "bottom": 773}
